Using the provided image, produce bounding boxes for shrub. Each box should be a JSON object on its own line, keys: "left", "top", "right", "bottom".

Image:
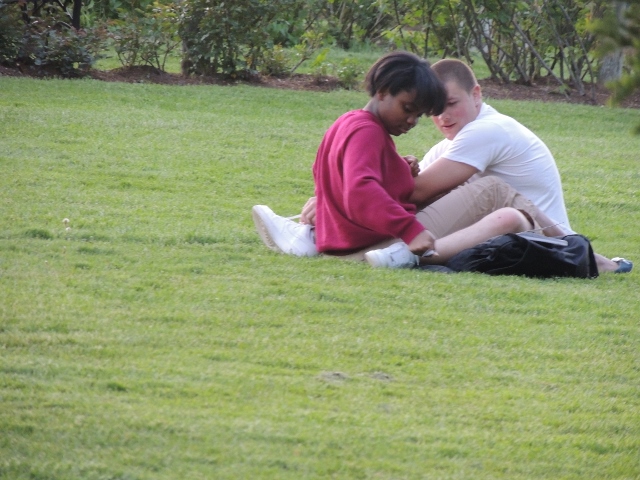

{"left": 309, "top": 47, "right": 333, "bottom": 81}
{"left": 0, "top": 2, "right": 107, "bottom": 76}
{"left": 107, "top": 1, "right": 180, "bottom": 71}
{"left": 290, "top": 30, "right": 326, "bottom": 74}
{"left": 178, "top": 0, "right": 300, "bottom": 78}
{"left": 0, "top": 4, "right": 23, "bottom": 63}
{"left": 259, "top": 45, "right": 292, "bottom": 76}
{"left": 336, "top": 57, "right": 364, "bottom": 89}
{"left": 28, "top": 24, "right": 107, "bottom": 76}
{"left": 590, "top": 1, "right": 640, "bottom": 132}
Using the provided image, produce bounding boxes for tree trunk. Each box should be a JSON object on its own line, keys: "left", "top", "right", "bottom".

{"left": 598, "top": 49, "right": 623, "bottom": 84}
{"left": 597, "top": 1, "right": 627, "bottom": 85}
{"left": 72, "top": 0, "right": 81, "bottom": 29}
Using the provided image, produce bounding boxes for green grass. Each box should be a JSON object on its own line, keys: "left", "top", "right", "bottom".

{"left": 1, "top": 76, "right": 639, "bottom": 479}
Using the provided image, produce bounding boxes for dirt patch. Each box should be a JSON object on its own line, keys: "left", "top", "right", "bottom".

{"left": 78, "top": 64, "right": 341, "bottom": 92}
{"left": 2, "top": 63, "right": 639, "bottom": 108}
{"left": 478, "top": 76, "right": 640, "bottom": 109}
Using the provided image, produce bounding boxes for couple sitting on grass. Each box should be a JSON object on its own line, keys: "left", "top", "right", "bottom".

{"left": 253, "top": 51, "right": 632, "bottom": 274}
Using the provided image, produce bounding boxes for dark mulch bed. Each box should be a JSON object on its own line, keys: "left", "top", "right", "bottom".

{"left": 2, "top": 63, "right": 639, "bottom": 108}
{"left": 478, "top": 76, "right": 640, "bottom": 109}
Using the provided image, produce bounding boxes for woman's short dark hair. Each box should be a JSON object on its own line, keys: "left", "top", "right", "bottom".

{"left": 365, "top": 51, "right": 446, "bottom": 116}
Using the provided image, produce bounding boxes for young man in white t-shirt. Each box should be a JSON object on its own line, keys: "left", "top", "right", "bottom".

{"left": 411, "top": 59, "right": 570, "bottom": 233}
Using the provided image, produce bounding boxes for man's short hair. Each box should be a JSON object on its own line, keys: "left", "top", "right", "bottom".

{"left": 431, "top": 59, "right": 478, "bottom": 93}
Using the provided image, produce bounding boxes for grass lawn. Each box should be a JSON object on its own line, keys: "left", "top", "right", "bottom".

{"left": 1, "top": 75, "right": 639, "bottom": 479}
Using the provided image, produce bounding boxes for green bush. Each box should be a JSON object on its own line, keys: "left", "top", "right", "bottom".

{"left": 0, "top": 3, "right": 107, "bottom": 76}
{"left": 107, "top": 2, "right": 180, "bottom": 71}
{"left": 336, "top": 57, "right": 364, "bottom": 89}
{"left": 259, "top": 45, "right": 293, "bottom": 76}
{"left": 0, "top": 4, "right": 23, "bottom": 63}
{"left": 29, "top": 25, "right": 107, "bottom": 76}
{"left": 590, "top": 1, "right": 640, "bottom": 133}
{"left": 309, "top": 47, "right": 333, "bottom": 81}
{"left": 178, "top": 0, "right": 299, "bottom": 78}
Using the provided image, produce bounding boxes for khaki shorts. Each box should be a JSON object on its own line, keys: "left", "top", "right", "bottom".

{"left": 415, "top": 175, "right": 540, "bottom": 237}
{"left": 335, "top": 176, "right": 540, "bottom": 261}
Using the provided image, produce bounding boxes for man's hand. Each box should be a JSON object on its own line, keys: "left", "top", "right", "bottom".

{"left": 404, "top": 155, "right": 420, "bottom": 177}
{"left": 300, "top": 196, "right": 317, "bottom": 225}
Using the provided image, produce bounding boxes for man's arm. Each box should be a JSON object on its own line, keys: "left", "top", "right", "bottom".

{"left": 410, "top": 157, "right": 479, "bottom": 206}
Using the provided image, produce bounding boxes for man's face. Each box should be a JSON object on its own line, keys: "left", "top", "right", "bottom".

{"left": 431, "top": 80, "right": 481, "bottom": 140}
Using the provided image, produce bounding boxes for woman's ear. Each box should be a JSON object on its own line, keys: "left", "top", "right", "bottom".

{"left": 376, "top": 89, "right": 389, "bottom": 100}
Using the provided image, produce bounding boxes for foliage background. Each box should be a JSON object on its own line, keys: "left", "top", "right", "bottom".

{"left": 1, "top": 0, "right": 638, "bottom": 105}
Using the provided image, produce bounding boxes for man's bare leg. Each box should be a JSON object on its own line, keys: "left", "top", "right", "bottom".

{"left": 421, "top": 207, "right": 531, "bottom": 264}
{"left": 594, "top": 253, "right": 622, "bottom": 272}
{"left": 527, "top": 209, "right": 566, "bottom": 237}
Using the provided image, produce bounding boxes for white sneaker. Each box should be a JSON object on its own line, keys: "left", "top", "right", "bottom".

{"left": 365, "top": 242, "right": 419, "bottom": 269}
{"left": 252, "top": 205, "right": 318, "bottom": 257}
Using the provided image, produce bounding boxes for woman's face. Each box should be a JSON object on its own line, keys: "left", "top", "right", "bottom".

{"left": 375, "top": 89, "right": 424, "bottom": 136}
{"left": 431, "top": 80, "right": 481, "bottom": 140}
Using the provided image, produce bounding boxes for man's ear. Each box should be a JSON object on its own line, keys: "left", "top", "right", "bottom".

{"left": 471, "top": 84, "right": 482, "bottom": 103}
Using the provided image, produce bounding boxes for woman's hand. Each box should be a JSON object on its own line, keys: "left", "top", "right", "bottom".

{"left": 300, "top": 196, "right": 317, "bottom": 225}
{"left": 404, "top": 155, "right": 420, "bottom": 177}
{"left": 407, "top": 229, "right": 437, "bottom": 257}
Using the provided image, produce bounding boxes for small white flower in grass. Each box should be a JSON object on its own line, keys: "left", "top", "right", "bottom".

{"left": 63, "top": 218, "right": 70, "bottom": 227}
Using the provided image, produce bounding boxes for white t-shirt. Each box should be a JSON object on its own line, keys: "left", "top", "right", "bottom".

{"left": 419, "top": 103, "right": 573, "bottom": 234}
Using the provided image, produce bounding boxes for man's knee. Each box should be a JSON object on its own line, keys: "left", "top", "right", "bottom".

{"left": 498, "top": 207, "right": 531, "bottom": 232}
{"left": 517, "top": 209, "right": 536, "bottom": 229}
